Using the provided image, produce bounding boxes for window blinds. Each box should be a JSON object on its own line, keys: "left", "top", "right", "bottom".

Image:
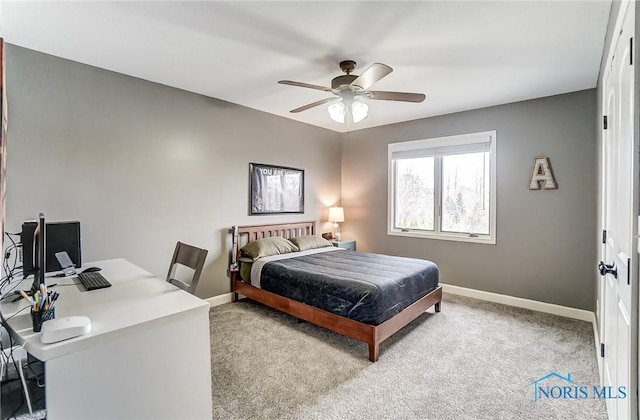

{"left": 390, "top": 137, "right": 490, "bottom": 160}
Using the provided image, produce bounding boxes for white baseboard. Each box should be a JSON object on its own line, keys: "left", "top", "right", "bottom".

{"left": 210, "top": 285, "right": 597, "bottom": 321}
{"left": 206, "top": 292, "right": 233, "bottom": 307}
{"left": 442, "top": 283, "right": 602, "bottom": 380}
{"left": 210, "top": 285, "right": 597, "bottom": 322}
{"left": 207, "top": 284, "right": 604, "bottom": 383}
{"left": 441, "top": 283, "right": 596, "bottom": 323}
{"left": 593, "top": 316, "right": 603, "bottom": 386}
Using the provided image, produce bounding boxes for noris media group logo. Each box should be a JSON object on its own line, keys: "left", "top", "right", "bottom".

{"left": 529, "top": 372, "right": 626, "bottom": 402}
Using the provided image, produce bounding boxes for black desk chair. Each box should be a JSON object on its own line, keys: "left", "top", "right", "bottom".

{"left": 166, "top": 242, "right": 208, "bottom": 295}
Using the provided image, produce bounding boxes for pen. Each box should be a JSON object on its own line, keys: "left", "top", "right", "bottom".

{"left": 19, "top": 290, "right": 35, "bottom": 305}
{"left": 40, "top": 284, "right": 47, "bottom": 305}
{"left": 49, "top": 292, "right": 59, "bottom": 309}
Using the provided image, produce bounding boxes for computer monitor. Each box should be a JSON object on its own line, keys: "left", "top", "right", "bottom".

{"left": 21, "top": 219, "right": 81, "bottom": 278}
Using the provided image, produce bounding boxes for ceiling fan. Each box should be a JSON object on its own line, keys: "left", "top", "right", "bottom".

{"left": 278, "top": 60, "right": 426, "bottom": 124}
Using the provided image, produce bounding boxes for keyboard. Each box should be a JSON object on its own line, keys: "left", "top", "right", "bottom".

{"left": 77, "top": 271, "right": 112, "bottom": 291}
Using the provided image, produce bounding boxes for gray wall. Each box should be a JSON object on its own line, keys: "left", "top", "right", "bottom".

{"left": 5, "top": 45, "right": 343, "bottom": 299}
{"left": 6, "top": 45, "right": 599, "bottom": 310}
{"left": 341, "top": 89, "right": 597, "bottom": 310}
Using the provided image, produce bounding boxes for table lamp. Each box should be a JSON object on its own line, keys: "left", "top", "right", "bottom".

{"left": 328, "top": 206, "right": 345, "bottom": 240}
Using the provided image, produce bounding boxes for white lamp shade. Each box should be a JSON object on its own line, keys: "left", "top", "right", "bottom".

{"left": 351, "top": 100, "right": 368, "bottom": 123}
{"left": 328, "top": 98, "right": 368, "bottom": 124}
{"left": 328, "top": 102, "right": 345, "bottom": 123}
{"left": 328, "top": 206, "right": 345, "bottom": 223}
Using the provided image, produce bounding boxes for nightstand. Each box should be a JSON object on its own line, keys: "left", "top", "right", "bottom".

{"left": 331, "top": 240, "right": 356, "bottom": 251}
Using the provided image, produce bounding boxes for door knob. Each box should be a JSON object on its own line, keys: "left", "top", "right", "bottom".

{"left": 598, "top": 261, "right": 618, "bottom": 279}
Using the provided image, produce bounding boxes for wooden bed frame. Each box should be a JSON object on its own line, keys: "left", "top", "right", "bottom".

{"left": 229, "top": 221, "right": 442, "bottom": 362}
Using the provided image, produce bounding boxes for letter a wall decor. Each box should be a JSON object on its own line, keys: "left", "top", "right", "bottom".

{"left": 529, "top": 156, "right": 557, "bottom": 190}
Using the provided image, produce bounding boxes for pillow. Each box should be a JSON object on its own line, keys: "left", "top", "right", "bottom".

{"left": 239, "top": 237, "right": 299, "bottom": 261}
{"left": 239, "top": 260, "right": 252, "bottom": 281}
{"left": 290, "top": 235, "right": 334, "bottom": 251}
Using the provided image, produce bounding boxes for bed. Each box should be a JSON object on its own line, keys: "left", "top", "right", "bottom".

{"left": 229, "top": 221, "right": 442, "bottom": 362}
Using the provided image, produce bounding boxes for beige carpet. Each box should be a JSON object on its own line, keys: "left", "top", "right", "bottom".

{"left": 210, "top": 294, "right": 607, "bottom": 420}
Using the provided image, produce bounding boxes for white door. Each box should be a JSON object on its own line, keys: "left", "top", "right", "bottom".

{"left": 599, "top": 2, "right": 635, "bottom": 419}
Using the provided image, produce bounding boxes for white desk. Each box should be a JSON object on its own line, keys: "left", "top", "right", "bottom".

{"left": 0, "top": 258, "right": 212, "bottom": 419}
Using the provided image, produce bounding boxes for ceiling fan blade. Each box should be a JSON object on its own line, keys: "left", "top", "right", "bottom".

{"left": 350, "top": 63, "right": 393, "bottom": 90}
{"left": 289, "top": 97, "right": 338, "bottom": 113}
{"left": 368, "top": 90, "right": 426, "bottom": 103}
{"left": 278, "top": 80, "right": 333, "bottom": 92}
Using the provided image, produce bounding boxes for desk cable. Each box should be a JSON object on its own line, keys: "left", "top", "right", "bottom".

{"left": 1, "top": 232, "right": 23, "bottom": 297}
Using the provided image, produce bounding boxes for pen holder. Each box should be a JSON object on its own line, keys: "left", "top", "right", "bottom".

{"left": 32, "top": 308, "right": 55, "bottom": 333}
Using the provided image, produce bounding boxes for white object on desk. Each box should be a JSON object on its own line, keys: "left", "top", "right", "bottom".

{"left": 41, "top": 316, "right": 91, "bottom": 344}
{"left": 0, "top": 258, "right": 212, "bottom": 420}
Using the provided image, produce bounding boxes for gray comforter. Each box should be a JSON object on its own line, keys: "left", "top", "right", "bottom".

{"left": 260, "top": 250, "right": 439, "bottom": 325}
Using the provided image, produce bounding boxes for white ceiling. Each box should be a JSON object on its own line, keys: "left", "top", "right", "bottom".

{"left": 0, "top": 1, "right": 611, "bottom": 133}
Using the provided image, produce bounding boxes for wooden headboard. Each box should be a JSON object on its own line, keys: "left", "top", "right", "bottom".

{"left": 230, "top": 221, "right": 316, "bottom": 267}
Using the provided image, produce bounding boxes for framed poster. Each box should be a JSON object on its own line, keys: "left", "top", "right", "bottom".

{"left": 250, "top": 163, "right": 304, "bottom": 215}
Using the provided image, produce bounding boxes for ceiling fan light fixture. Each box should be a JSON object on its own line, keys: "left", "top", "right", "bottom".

{"left": 351, "top": 99, "right": 368, "bottom": 123}
{"left": 282, "top": 60, "right": 423, "bottom": 125}
{"left": 328, "top": 101, "right": 345, "bottom": 123}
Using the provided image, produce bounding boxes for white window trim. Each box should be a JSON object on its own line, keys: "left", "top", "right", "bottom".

{"left": 387, "top": 130, "right": 497, "bottom": 245}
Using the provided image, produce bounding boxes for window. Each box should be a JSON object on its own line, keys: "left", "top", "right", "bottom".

{"left": 388, "top": 131, "right": 496, "bottom": 244}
